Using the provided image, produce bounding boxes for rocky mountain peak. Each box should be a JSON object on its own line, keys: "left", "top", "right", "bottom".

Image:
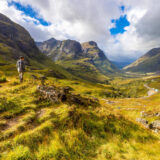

{"left": 88, "top": 41, "right": 97, "bottom": 46}
{"left": 62, "top": 40, "right": 82, "bottom": 55}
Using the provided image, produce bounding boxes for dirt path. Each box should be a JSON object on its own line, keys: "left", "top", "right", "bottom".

{"left": 144, "top": 84, "right": 158, "bottom": 97}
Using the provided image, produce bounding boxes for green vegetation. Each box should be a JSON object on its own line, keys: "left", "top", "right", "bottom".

{"left": 1, "top": 12, "right": 160, "bottom": 160}
{"left": 0, "top": 68, "right": 160, "bottom": 160}
{"left": 0, "top": 76, "right": 6, "bottom": 83}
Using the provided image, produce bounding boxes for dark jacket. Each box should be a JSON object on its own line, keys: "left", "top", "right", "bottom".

{"left": 16, "top": 60, "right": 25, "bottom": 72}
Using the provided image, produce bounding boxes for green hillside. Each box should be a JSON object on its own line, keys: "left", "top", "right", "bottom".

{"left": 0, "top": 13, "right": 76, "bottom": 80}
{"left": 124, "top": 48, "right": 160, "bottom": 73}
{"left": 1, "top": 13, "right": 160, "bottom": 160}
{"left": 0, "top": 71, "right": 160, "bottom": 160}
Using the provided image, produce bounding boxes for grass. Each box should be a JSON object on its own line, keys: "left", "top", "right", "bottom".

{"left": 0, "top": 70, "right": 160, "bottom": 159}
{"left": 0, "top": 76, "right": 7, "bottom": 83}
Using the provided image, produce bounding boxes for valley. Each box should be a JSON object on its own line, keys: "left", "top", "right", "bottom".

{"left": 0, "top": 12, "right": 160, "bottom": 160}
{"left": 0, "top": 70, "right": 160, "bottom": 160}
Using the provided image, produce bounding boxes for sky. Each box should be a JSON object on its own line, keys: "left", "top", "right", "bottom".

{"left": 0, "top": 0, "right": 160, "bottom": 62}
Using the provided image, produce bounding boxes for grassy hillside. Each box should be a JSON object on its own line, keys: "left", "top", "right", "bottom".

{"left": 124, "top": 48, "right": 160, "bottom": 73}
{"left": 0, "top": 70, "right": 160, "bottom": 160}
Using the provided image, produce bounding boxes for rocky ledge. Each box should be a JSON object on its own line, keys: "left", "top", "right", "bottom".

{"left": 37, "top": 85, "right": 99, "bottom": 107}
{"left": 136, "top": 111, "right": 160, "bottom": 133}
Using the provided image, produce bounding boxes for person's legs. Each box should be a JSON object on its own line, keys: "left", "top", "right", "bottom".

{"left": 19, "top": 72, "right": 24, "bottom": 82}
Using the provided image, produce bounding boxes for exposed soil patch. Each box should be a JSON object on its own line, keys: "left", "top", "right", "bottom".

{"left": 37, "top": 108, "right": 46, "bottom": 118}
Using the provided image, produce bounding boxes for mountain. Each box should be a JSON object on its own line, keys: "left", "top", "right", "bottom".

{"left": 123, "top": 48, "right": 160, "bottom": 73}
{"left": 37, "top": 38, "right": 83, "bottom": 61}
{"left": 0, "top": 13, "right": 45, "bottom": 64}
{"left": 37, "top": 38, "right": 118, "bottom": 82}
{"left": 0, "top": 13, "right": 74, "bottom": 79}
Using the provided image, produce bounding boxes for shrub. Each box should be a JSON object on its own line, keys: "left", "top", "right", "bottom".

{"left": 0, "top": 76, "right": 7, "bottom": 83}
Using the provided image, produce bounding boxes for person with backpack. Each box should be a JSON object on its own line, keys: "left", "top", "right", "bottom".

{"left": 16, "top": 56, "right": 25, "bottom": 83}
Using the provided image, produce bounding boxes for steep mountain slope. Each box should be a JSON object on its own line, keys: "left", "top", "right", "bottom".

{"left": 0, "top": 13, "right": 74, "bottom": 79}
{"left": 124, "top": 48, "right": 160, "bottom": 73}
{"left": 0, "top": 13, "right": 45, "bottom": 63}
{"left": 37, "top": 38, "right": 118, "bottom": 82}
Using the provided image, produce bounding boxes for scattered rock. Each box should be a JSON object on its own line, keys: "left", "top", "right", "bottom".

{"left": 136, "top": 118, "right": 148, "bottom": 128}
{"left": 37, "top": 85, "right": 99, "bottom": 107}
{"left": 149, "top": 120, "right": 160, "bottom": 130}
{"left": 154, "top": 112, "right": 160, "bottom": 117}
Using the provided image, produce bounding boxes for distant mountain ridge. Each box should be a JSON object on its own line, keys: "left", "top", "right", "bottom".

{"left": 36, "top": 38, "right": 118, "bottom": 79}
{"left": 123, "top": 48, "right": 160, "bottom": 73}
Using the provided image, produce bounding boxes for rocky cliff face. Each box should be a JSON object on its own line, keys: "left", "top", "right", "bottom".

{"left": 37, "top": 38, "right": 83, "bottom": 61}
{"left": 37, "top": 38, "right": 118, "bottom": 76}
{"left": 81, "top": 41, "right": 106, "bottom": 60}
{"left": 123, "top": 48, "right": 160, "bottom": 73}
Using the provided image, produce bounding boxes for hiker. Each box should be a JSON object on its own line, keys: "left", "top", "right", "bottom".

{"left": 16, "top": 56, "right": 25, "bottom": 83}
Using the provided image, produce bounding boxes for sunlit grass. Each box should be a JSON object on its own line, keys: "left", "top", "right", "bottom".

{"left": 0, "top": 72, "right": 160, "bottom": 159}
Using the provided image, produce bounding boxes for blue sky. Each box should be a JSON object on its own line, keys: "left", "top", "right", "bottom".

{"left": 8, "top": 1, "right": 129, "bottom": 36}
{"left": 2, "top": 0, "right": 158, "bottom": 62}
{"left": 8, "top": 1, "right": 51, "bottom": 26}
{"left": 110, "top": 15, "right": 130, "bottom": 35}
{"left": 110, "top": 5, "right": 130, "bottom": 35}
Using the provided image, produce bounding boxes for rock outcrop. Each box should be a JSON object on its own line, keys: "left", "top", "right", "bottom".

{"left": 37, "top": 85, "right": 99, "bottom": 107}
{"left": 137, "top": 111, "right": 160, "bottom": 132}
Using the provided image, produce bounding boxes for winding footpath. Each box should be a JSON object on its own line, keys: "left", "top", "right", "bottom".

{"left": 144, "top": 84, "right": 159, "bottom": 97}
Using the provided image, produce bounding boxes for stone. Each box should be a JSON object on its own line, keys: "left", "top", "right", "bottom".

{"left": 37, "top": 85, "right": 99, "bottom": 107}
{"left": 149, "top": 120, "right": 160, "bottom": 130}
{"left": 154, "top": 112, "right": 160, "bottom": 117}
{"left": 136, "top": 118, "right": 148, "bottom": 128}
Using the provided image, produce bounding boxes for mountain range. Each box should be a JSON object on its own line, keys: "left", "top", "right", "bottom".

{"left": 0, "top": 13, "right": 119, "bottom": 83}
{"left": 124, "top": 48, "right": 160, "bottom": 73}
{"left": 0, "top": 13, "right": 77, "bottom": 79}
{"left": 36, "top": 38, "right": 118, "bottom": 82}
{"left": 1, "top": 12, "right": 160, "bottom": 79}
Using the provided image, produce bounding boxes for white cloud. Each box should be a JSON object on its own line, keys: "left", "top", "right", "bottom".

{"left": 1, "top": 0, "right": 160, "bottom": 61}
